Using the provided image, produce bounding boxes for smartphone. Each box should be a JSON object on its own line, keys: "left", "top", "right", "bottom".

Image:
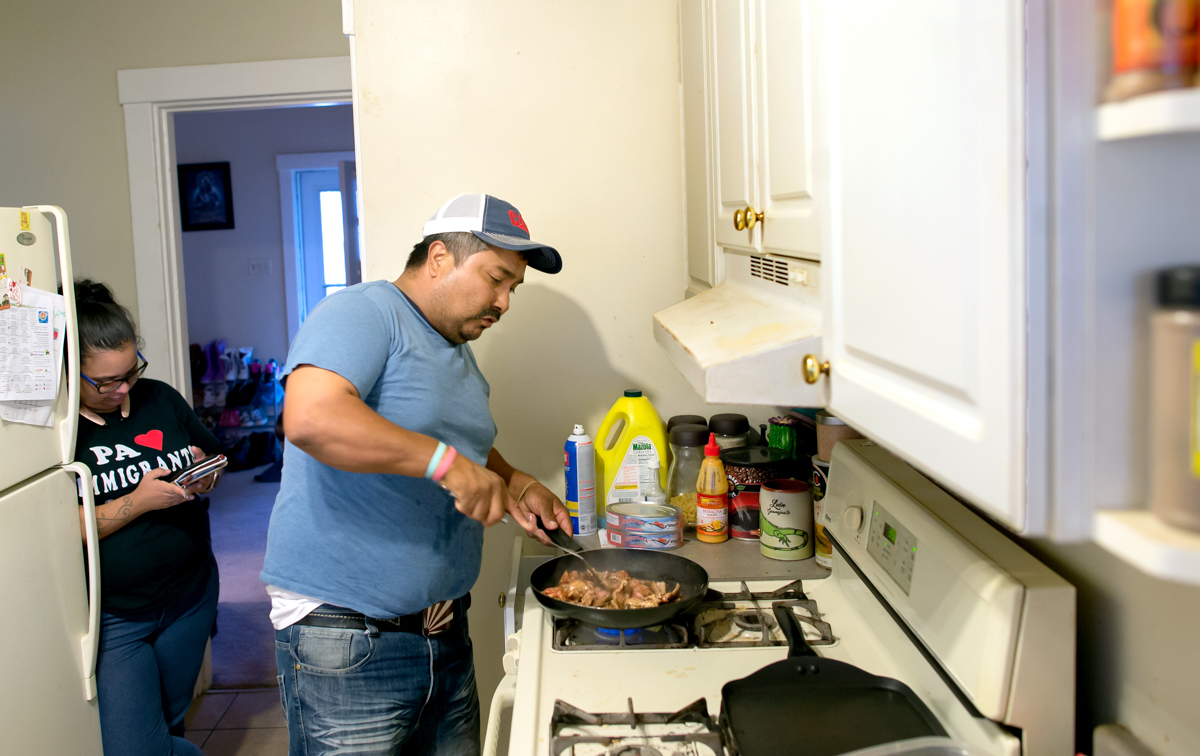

{"left": 171, "top": 454, "right": 228, "bottom": 489}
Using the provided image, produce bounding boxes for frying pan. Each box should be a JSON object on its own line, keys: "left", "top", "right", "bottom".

{"left": 719, "top": 605, "right": 947, "bottom": 756}
{"left": 529, "top": 540, "right": 709, "bottom": 629}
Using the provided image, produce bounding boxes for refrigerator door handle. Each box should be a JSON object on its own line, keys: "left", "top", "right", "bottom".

{"left": 63, "top": 461, "right": 100, "bottom": 701}
{"left": 28, "top": 205, "right": 80, "bottom": 462}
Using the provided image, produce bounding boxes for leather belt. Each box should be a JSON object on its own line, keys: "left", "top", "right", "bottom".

{"left": 295, "top": 593, "right": 471, "bottom": 636}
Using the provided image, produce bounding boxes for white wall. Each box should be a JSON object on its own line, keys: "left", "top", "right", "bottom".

{"left": 175, "top": 105, "right": 355, "bottom": 366}
{"left": 348, "top": 0, "right": 776, "bottom": 726}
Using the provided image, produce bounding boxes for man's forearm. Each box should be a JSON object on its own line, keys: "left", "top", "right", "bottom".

{"left": 284, "top": 369, "right": 441, "bottom": 477}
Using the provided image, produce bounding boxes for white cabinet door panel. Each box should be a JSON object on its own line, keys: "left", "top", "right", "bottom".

{"left": 757, "top": 0, "right": 818, "bottom": 259}
{"left": 821, "top": 1, "right": 1031, "bottom": 531}
{"left": 712, "top": 0, "right": 757, "bottom": 253}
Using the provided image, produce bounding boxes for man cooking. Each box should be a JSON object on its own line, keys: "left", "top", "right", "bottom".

{"left": 261, "top": 193, "right": 573, "bottom": 756}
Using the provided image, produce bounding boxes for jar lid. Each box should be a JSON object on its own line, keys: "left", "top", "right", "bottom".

{"left": 816, "top": 410, "right": 847, "bottom": 426}
{"left": 667, "top": 415, "right": 708, "bottom": 433}
{"left": 624, "top": 389, "right": 643, "bottom": 398}
{"left": 1158, "top": 267, "right": 1200, "bottom": 307}
{"left": 670, "top": 423, "right": 710, "bottom": 446}
{"left": 708, "top": 413, "right": 750, "bottom": 435}
{"left": 720, "top": 446, "right": 790, "bottom": 468}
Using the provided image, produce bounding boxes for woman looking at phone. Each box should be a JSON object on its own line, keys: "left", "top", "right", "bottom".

{"left": 73, "top": 279, "right": 223, "bottom": 756}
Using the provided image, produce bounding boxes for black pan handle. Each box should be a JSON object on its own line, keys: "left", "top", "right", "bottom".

{"left": 773, "top": 604, "right": 817, "bottom": 658}
{"left": 535, "top": 515, "right": 583, "bottom": 553}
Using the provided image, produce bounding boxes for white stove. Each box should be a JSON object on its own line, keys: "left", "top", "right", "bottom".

{"left": 487, "top": 441, "right": 1075, "bottom": 756}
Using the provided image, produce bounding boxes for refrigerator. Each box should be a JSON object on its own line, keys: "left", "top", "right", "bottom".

{"left": 0, "top": 206, "right": 104, "bottom": 753}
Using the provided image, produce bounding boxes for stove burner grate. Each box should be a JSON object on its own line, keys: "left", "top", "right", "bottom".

{"left": 550, "top": 697, "right": 724, "bottom": 756}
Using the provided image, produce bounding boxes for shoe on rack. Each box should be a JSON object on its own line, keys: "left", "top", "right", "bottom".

{"left": 238, "top": 347, "right": 253, "bottom": 381}
{"left": 203, "top": 383, "right": 216, "bottom": 408}
{"left": 250, "top": 407, "right": 268, "bottom": 426}
{"left": 222, "top": 348, "right": 237, "bottom": 381}
{"left": 214, "top": 381, "right": 227, "bottom": 409}
{"left": 202, "top": 341, "right": 219, "bottom": 383}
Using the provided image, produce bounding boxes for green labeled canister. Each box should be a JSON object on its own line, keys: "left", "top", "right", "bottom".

{"left": 759, "top": 479, "right": 814, "bottom": 561}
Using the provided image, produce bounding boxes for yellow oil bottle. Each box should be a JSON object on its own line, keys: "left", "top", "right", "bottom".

{"left": 595, "top": 390, "right": 668, "bottom": 519}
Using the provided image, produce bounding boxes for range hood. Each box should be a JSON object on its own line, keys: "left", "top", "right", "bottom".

{"left": 654, "top": 252, "right": 828, "bottom": 407}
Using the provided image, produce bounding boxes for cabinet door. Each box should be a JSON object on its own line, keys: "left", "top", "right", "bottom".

{"left": 820, "top": 1, "right": 1035, "bottom": 532}
{"left": 710, "top": 0, "right": 758, "bottom": 254}
{"left": 755, "top": 0, "right": 818, "bottom": 260}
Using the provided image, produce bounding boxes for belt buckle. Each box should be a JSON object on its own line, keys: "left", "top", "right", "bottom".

{"left": 422, "top": 600, "right": 454, "bottom": 636}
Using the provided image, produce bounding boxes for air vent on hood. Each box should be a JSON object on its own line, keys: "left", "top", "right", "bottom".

{"left": 653, "top": 253, "right": 827, "bottom": 407}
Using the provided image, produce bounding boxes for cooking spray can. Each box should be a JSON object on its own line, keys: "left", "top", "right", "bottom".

{"left": 565, "top": 424, "right": 597, "bottom": 536}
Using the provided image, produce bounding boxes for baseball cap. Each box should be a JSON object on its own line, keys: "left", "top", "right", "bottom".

{"left": 422, "top": 194, "right": 562, "bottom": 274}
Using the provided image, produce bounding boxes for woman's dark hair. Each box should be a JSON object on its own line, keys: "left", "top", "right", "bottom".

{"left": 73, "top": 279, "right": 141, "bottom": 358}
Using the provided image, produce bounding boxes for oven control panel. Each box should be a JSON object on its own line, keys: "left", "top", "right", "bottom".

{"left": 866, "top": 502, "right": 917, "bottom": 595}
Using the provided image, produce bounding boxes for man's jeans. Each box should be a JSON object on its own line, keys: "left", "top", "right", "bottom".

{"left": 275, "top": 605, "right": 480, "bottom": 756}
{"left": 96, "top": 563, "right": 219, "bottom": 756}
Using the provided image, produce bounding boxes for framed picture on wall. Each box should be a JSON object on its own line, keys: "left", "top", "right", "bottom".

{"left": 178, "top": 162, "right": 235, "bottom": 231}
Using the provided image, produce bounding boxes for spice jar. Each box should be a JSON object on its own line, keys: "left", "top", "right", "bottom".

{"left": 1149, "top": 266, "right": 1200, "bottom": 532}
{"left": 720, "top": 446, "right": 790, "bottom": 540}
{"left": 667, "top": 415, "right": 708, "bottom": 433}
{"left": 816, "top": 410, "right": 863, "bottom": 463}
{"left": 709, "top": 413, "right": 753, "bottom": 449}
{"left": 667, "top": 423, "right": 709, "bottom": 528}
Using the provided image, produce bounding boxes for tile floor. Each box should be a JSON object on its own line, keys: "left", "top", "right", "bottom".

{"left": 184, "top": 690, "right": 289, "bottom": 755}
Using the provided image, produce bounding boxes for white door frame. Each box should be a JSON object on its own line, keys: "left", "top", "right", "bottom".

{"left": 118, "top": 57, "right": 353, "bottom": 396}
{"left": 275, "top": 151, "right": 356, "bottom": 346}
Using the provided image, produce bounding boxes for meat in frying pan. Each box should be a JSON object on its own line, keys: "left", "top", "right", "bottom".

{"left": 541, "top": 569, "right": 681, "bottom": 609}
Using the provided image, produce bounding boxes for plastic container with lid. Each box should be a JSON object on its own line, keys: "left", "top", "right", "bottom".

{"left": 816, "top": 410, "right": 864, "bottom": 463}
{"left": 595, "top": 390, "right": 668, "bottom": 519}
{"left": 720, "top": 446, "right": 791, "bottom": 540}
{"left": 666, "top": 414, "right": 708, "bottom": 433}
{"left": 667, "top": 423, "right": 709, "bottom": 528}
{"left": 709, "top": 413, "right": 754, "bottom": 449}
{"left": 1149, "top": 266, "right": 1200, "bottom": 532}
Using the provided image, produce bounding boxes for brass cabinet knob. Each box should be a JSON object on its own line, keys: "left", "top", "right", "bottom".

{"left": 803, "top": 354, "right": 830, "bottom": 384}
{"left": 744, "top": 205, "right": 764, "bottom": 229}
{"left": 734, "top": 208, "right": 746, "bottom": 231}
{"left": 498, "top": 592, "right": 506, "bottom": 608}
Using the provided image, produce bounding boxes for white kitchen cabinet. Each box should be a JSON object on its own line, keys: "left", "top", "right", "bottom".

{"left": 814, "top": 0, "right": 1047, "bottom": 535}
{"left": 685, "top": 0, "right": 818, "bottom": 293}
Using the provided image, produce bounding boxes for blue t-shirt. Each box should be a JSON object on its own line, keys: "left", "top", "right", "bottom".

{"left": 260, "top": 280, "right": 497, "bottom": 618}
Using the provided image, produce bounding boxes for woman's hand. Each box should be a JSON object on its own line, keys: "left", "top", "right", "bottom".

{"left": 134, "top": 467, "right": 195, "bottom": 512}
{"left": 184, "top": 446, "right": 222, "bottom": 495}
{"left": 440, "top": 453, "right": 513, "bottom": 526}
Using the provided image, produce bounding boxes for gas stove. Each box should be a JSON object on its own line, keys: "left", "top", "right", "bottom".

{"left": 489, "top": 441, "right": 1075, "bottom": 756}
{"left": 551, "top": 580, "right": 834, "bottom": 652}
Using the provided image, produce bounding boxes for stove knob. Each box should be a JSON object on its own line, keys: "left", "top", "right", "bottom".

{"left": 844, "top": 506, "right": 864, "bottom": 533}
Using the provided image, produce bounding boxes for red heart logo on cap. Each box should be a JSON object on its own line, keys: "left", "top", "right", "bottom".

{"left": 134, "top": 429, "right": 163, "bottom": 451}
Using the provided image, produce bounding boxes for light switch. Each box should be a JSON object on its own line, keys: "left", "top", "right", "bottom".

{"left": 248, "top": 259, "right": 270, "bottom": 275}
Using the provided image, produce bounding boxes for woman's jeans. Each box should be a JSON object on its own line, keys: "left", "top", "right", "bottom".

{"left": 275, "top": 605, "right": 480, "bottom": 756}
{"left": 97, "top": 562, "right": 219, "bottom": 756}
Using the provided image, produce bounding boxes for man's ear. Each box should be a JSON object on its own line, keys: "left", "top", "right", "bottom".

{"left": 426, "top": 240, "right": 454, "bottom": 278}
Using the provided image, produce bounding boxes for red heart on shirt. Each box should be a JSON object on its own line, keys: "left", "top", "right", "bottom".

{"left": 134, "top": 429, "right": 163, "bottom": 451}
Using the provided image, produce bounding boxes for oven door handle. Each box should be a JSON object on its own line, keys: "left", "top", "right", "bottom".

{"left": 482, "top": 674, "right": 517, "bottom": 756}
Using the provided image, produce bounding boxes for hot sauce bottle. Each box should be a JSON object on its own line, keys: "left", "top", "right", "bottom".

{"left": 696, "top": 433, "right": 729, "bottom": 543}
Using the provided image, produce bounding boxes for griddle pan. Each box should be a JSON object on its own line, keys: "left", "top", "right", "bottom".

{"left": 529, "top": 548, "right": 709, "bottom": 629}
{"left": 720, "top": 605, "right": 947, "bottom": 756}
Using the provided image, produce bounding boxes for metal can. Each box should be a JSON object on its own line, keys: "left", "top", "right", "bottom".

{"left": 759, "top": 479, "right": 814, "bottom": 561}
{"left": 605, "top": 503, "right": 682, "bottom": 533}
{"left": 607, "top": 527, "right": 683, "bottom": 550}
{"left": 720, "top": 447, "right": 790, "bottom": 540}
{"left": 812, "top": 455, "right": 833, "bottom": 569}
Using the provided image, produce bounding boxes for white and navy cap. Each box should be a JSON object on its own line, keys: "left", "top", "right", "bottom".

{"left": 423, "top": 194, "right": 562, "bottom": 274}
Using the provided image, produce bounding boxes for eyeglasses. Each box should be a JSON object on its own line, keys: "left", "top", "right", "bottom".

{"left": 82, "top": 351, "right": 149, "bottom": 394}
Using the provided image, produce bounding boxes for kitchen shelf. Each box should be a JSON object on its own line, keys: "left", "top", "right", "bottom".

{"left": 1093, "top": 510, "right": 1200, "bottom": 586}
{"left": 1097, "top": 88, "right": 1200, "bottom": 141}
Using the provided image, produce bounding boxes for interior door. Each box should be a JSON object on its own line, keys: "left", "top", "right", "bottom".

{"left": 338, "top": 160, "right": 362, "bottom": 287}
{"left": 0, "top": 465, "right": 103, "bottom": 753}
{"left": 819, "top": 1, "right": 1033, "bottom": 532}
{"left": 710, "top": 0, "right": 758, "bottom": 255}
{"left": 755, "top": 0, "right": 818, "bottom": 260}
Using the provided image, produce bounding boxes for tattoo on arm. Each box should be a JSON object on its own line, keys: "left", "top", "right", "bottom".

{"left": 96, "top": 496, "right": 136, "bottom": 536}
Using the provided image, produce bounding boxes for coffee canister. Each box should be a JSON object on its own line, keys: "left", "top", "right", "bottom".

{"left": 720, "top": 447, "right": 790, "bottom": 540}
{"left": 759, "top": 479, "right": 814, "bottom": 561}
{"left": 811, "top": 455, "right": 833, "bottom": 569}
{"left": 816, "top": 410, "right": 863, "bottom": 463}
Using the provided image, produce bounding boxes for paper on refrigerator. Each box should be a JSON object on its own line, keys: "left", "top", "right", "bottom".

{"left": 0, "top": 284, "right": 66, "bottom": 426}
